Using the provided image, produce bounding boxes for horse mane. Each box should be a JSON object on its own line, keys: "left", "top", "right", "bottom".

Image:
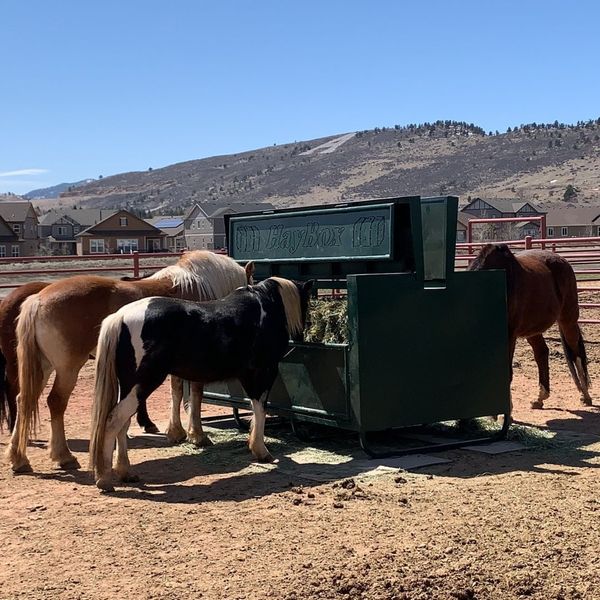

{"left": 271, "top": 277, "right": 303, "bottom": 337}
{"left": 149, "top": 251, "right": 246, "bottom": 300}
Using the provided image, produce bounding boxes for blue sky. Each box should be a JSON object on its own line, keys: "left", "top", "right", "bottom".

{"left": 2, "top": 0, "right": 599, "bottom": 194}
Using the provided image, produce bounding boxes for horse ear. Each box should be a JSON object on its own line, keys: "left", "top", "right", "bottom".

{"left": 497, "top": 244, "right": 512, "bottom": 255}
{"left": 303, "top": 279, "right": 315, "bottom": 294}
{"left": 244, "top": 261, "right": 255, "bottom": 283}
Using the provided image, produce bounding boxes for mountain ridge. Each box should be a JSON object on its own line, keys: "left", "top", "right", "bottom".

{"left": 36, "top": 119, "right": 600, "bottom": 214}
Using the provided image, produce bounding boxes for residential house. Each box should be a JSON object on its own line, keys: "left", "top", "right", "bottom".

{"left": 183, "top": 205, "right": 213, "bottom": 250}
{"left": 460, "top": 197, "right": 546, "bottom": 240}
{"left": 75, "top": 209, "right": 166, "bottom": 255}
{"left": 461, "top": 197, "right": 544, "bottom": 220}
{"left": 183, "top": 202, "right": 275, "bottom": 250}
{"left": 0, "top": 200, "right": 40, "bottom": 256}
{"left": 456, "top": 212, "right": 473, "bottom": 243}
{"left": 146, "top": 216, "right": 186, "bottom": 252}
{"left": 39, "top": 208, "right": 117, "bottom": 255}
{"left": 545, "top": 207, "right": 600, "bottom": 238}
{"left": 0, "top": 215, "right": 21, "bottom": 258}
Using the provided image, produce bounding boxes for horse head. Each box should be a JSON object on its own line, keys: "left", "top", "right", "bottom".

{"left": 266, "top": 277, "right": 314, "bottom": 343}
{"left": 468, "top": 243, "right": 517, "bottom": 272}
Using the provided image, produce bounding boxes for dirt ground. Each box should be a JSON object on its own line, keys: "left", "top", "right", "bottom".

{"left": 2, "top": 328, "right": 600, "bottom": 600}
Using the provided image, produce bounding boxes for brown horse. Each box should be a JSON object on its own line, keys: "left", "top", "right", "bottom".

{"left": 0, "top": 282, "right": 49, "bottom": 431}
{"left": 0, "top": 279, "right": 160, "bottom": 433}
{"left": 7, "top": 251, "right": 253, "bottom": 473}
{"left": 469, "top": 244, "right": 591, "bottom": 408}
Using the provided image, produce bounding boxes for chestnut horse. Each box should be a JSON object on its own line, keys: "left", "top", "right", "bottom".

{"left": 469, "top": 244, "right": 591, "bottom": 408}
{"left": 89, "top": 277, "right": 313, "bottom": 491}
{"left": 8, "top": 251, "right": 252, "bottom": 473}
{"left": 0, "top": 280, "right": 158, "bottom": 433}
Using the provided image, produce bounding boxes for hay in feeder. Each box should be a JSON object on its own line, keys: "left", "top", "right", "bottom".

{"left": 305, "top": 298, "right": 348, "bottom": 344}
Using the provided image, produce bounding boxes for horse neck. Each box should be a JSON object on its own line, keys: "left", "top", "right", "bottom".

{"left": 504, "top": 255, "right": 523, "bottom": 313}
{"left": 130, "top": 278, "right": 180, "bottom": 299}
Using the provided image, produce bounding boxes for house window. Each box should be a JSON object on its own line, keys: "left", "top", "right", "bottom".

{"left": 57, "top": 226, "right": 68, "bottom": 236}
{"left": 11, "top": 245, "right": 19, "bottom": 257}
{"left": 117, "top": 239, "right": 138, "bottom": 253}
{"left": 90, "top": 239, "right": 105, "bottom": 253}
{"left": 0, "top": 246, "right": 5, "bottom": 258}
{"left": 119, "top": 217, "right": 128, "bottom": 227}
{"left": 74, "top": 226, "right": 80, "bottom": 234}
{"left": 561, "top": 227, "right": 568, "bottom": 237}
{"left": 12, "top": 224, "right": 20, "bottom": 235}
{"left": 547, "top": 227, "right": 554, "bottom": 237}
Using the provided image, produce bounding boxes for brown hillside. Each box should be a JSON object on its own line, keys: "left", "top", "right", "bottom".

{"left": 49, "top": 120, "right": 600, "bottom": 214}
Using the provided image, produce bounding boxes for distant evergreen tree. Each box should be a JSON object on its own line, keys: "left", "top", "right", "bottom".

{"left": 563, "top": 184, "right": 578, "bottom": 202}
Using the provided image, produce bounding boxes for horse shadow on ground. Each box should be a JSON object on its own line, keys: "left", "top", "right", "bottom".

{"left": 27, "top": 414, "right": 600, "bottom": 504}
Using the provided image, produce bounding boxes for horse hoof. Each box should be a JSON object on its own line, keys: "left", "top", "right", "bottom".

{"left": 96, "top": 479, "right": 115, "bottom": 493}
{"left": 58, "top": 457, "right": 81, "bottom": 470}
{"left": 581, "top": 397, "right": 593, "bottom": 407}
{"left": 530, "top": 401, "right": 544, "bottom": 410}
{"left": 165, "top": 427, "right": 187, "bottom": 445}
{"left": 12, "top": 462, "right": 33, "bottom": 474}
{"left": 187, "top": 433, "right": 213, "bottom": 447}
{"left": 144, "top": 424, "right": 160, "bottom": 434}
{"left": 255, "top": 452, "right": 274, "bottom": 464}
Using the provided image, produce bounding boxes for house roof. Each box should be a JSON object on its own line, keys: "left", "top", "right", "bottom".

{"left": 185, "top": 202, "right": 276, "bottom": 221}
{"left": 147, "top": 216, "right": 185, "bottom": 229}
{"left": 76, "top": 210, "right": 164, "bottom": 237}
{"left": 145, "top": 217, "right": 185, "bottom": 237}
{"left": 0, "top": 201, "right": 35, "bottom": 222}
{"left": 545, "top": 207, "right": 600, "bottom": 227}
{"left": 39, "top": 209, "right": 117, "bottom": 227}
{"left": 456, "top": 212, "right": 474, "bottom": 227}
{"left": 465, "top": 197, "right": 545, "bottom": 214}
{"left": 208, "top": 207, "right": 236, "bottom": 219}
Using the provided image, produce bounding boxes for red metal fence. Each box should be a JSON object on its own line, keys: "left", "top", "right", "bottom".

{"left": 1, "top": 243, "right": 600, "bottom": 325}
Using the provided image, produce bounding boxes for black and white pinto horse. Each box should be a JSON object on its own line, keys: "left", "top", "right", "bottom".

{"left": 89, "top": 277, "right": 313, "bottom": 491}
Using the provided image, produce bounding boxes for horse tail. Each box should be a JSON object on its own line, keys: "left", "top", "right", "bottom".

{"left": 89, "top": 311, "right": 124, "bottom": 474}
{"left": 559, "top": 324, "right": 591, "bottom": 388}
{"left": 0, "top": 346, "right": 8, "bottom": 431}
{"left": 14, "top": 295, "right": 46, "bottom": 455}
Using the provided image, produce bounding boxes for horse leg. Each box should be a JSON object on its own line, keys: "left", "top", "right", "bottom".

{"left": 187, "top": 381, "right": 213, "bottom": 447}
{"left": 165, "top": 376, "right": 187, "bottom": 444}
{"left": 527, "top": 335, "right": 550, "bottom": 409}
{"left": 501, "top": 335, "right": 517, "bottom": 425}
{"left": 249, "top": 397, "right": 273, "bottom": 463}
{"left": 96, "top": 391, "right": 139, "bottom": 492}
{"left": 559, "top": 321, "right": 592, "bottom": 405}
{"left": 46, "top": 366, "right": 84, "bottom": 469}
{"left": 7, "top": 364, "right": 52, "bottom": 473}
{"left": 5, "top": 360, "right": 18, "bottom": 433}
{"left": 115, "top": 417, "right": 139, "bottom": 483}
{"left": 136, "top": 399, "right": 159, "bottom": 434}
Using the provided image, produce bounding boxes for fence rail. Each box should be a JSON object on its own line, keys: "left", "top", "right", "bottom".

{"left": 1, "top": 243, "right": 600, "bottom": 326}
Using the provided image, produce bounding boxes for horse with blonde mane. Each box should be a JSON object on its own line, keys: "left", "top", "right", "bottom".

{"left": 89, "top": 276, "right": 313, "bottom": 491}
{"left": 7, "top": 251, "right": 253, "bottom": 473}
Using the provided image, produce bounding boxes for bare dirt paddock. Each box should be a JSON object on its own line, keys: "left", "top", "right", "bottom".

{"left": 2, "top": 330, "right": 600, "bottom": 600}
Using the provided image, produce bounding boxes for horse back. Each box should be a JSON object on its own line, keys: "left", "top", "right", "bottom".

{"left": 514, "top": 250, "right": 579, "bottom": 330}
